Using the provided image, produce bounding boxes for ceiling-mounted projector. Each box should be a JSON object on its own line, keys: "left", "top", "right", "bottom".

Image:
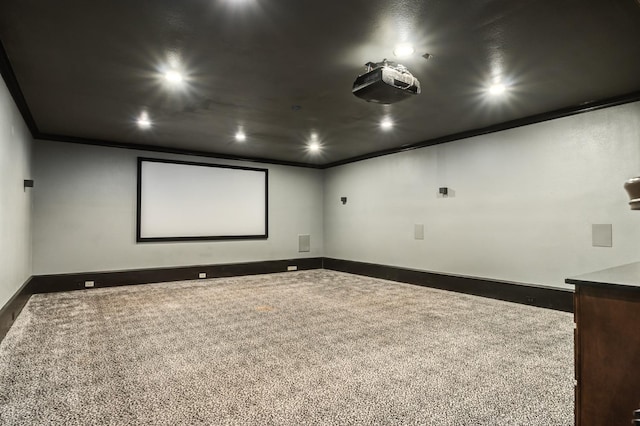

{"left": 352, "top": 59, "right": 420, "bottom": 104}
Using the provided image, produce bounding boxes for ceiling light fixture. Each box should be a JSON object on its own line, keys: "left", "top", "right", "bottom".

{"left": 488, "top": 83, "right": 507, "bottom": 95}
{"left": 308, "top": 141, "right": 321, "bottom": 152}
{"left": 164, "top": 70, "right": 184, "bottom": 84}
{"left": 380, "top": 117, "right": 394, "bottom": 130}
{"left": 235, "top": 130, "right": 246, "bottom": 142}
{"left": 137, "top": 112, "right": 152, "bottom": 129}
{"left": 393, "top": 43, "right": 415, "bottom": 58}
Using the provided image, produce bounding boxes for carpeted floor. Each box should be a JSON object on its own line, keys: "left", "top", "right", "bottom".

{"left": 0, "top": 270, "right": 573, "bottom": 425}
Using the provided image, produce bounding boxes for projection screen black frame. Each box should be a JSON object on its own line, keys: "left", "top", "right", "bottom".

{"left": 136, "top": 157, "right": 268, "bottom": 242}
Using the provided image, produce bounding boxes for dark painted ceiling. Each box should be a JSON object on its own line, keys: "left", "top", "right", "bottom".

{"left": 2, "top": 0, "right": 640, "bottom": 167}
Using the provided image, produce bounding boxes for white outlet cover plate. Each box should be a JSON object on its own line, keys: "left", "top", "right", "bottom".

{"left": 198, "top": 273, "right": 207, "bottom": 278}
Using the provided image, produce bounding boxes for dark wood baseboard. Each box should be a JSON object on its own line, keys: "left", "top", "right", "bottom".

{"left": 323, "top": 258, "right": 574, "bottom": 312}
{"left": 0, "top": 277, "right": 33, "bottom": 343}
{"left": 29, "top": 257, "right": 323, "bottom": 293}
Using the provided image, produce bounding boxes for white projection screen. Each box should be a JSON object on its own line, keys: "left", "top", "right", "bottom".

{"left": 137, "top": 158, "right": 268, "bottom": 242}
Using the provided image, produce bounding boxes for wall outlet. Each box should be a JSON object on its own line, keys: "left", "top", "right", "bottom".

{"left": 287, "top": 266, "right": 298, "bottom": 271}
{"left": 84, "top": 281, "right": 95, "bottom": 288}
{"left": 198, "top": 272, "right": 207, "bottom": 278}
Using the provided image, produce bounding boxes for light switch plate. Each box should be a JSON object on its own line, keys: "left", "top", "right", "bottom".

{"left": 414, "top": 224, "right": 424, "bottom": 240}
{"left": 592, "top": 224, "right": 612, "bottom": 247}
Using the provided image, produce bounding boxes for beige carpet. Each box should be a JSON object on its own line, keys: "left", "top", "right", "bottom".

{"left": 0, "top": 270, "right": 573, "bottom": 425}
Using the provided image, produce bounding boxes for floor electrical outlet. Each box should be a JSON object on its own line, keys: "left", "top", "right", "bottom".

{"left": 287, "top": 266, "right": 298, "bottom": 271}
{"left": 84, "top": 281, "right": 95, "bottom": 288}
{"left": 199, "top": 273, "right": 207, "bottom": 279}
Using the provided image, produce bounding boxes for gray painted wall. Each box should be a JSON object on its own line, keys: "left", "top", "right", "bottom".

{"left": 0, "top": 77, "right": 33, "bottom": 308}
{"left": 33, "top": 141, "right": 324, "bottom": 275}
{"left": 20, "top": 98, "right": 640, "bottom": 289}
{"left": 324, "top": 102, "right": 640, "bottom": 289}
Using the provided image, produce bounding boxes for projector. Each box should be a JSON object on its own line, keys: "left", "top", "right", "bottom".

{"left": 352, "top": 60, "right": 421, "bottom": 104}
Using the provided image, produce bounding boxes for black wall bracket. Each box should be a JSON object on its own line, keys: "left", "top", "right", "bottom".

{"left": 23, "top": 179, "right": 34, "bottom": 188}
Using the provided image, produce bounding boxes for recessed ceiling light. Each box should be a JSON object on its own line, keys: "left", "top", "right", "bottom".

{"left": 235, "top": 131, "right": 246, "bottom": 142}
{"left": 380, "top": 117, "right": 393, "bottom": 130}
{"left": 488, "top": 83, "right": 507, "bottom": 95}
{"left": 137, "top": 112, "right": 152, "bottom": 129}
{"left": 164, "top": 70, "right": 183, "bottom": 84}
{"left": 393, "top": 43, "right": 415, "bottom": 58}
{"left": 308, "top": 141, "right": 321, "bottom": 152}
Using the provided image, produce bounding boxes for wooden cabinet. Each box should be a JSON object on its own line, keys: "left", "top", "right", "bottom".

{"left": 567, "top": 262, "right": 640, "bottom": 426}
